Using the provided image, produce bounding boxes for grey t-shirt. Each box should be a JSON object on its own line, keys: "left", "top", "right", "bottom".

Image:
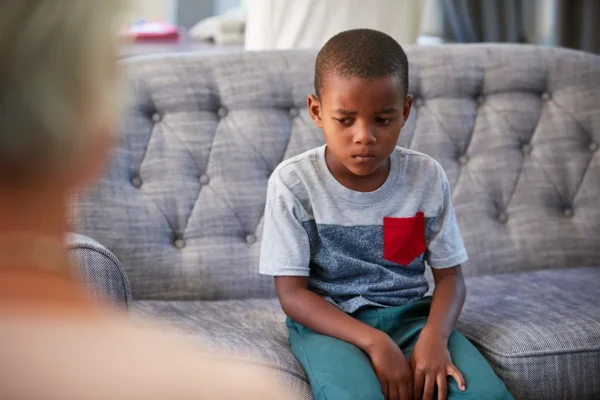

{"left": 259, "top": 145, "right": 468, "bottom": 313}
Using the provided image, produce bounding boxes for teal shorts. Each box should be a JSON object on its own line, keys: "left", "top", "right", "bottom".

{"left": 287, "top": 297, "right": 514, "bottom": 400}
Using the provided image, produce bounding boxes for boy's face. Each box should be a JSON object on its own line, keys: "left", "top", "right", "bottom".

{"left": 308, "top": 73, "right": 412, "bottom": 179}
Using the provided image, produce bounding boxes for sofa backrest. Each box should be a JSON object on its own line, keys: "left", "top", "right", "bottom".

{"left": 74, "top": 45, "right": 600, "bottom": 301}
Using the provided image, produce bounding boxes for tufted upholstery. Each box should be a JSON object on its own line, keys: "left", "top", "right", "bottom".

{"left": 73, "top": 44, "right": 600, "bottom": 301}
{"left": 67, "top": 233, "right": 132, "bottom": 311}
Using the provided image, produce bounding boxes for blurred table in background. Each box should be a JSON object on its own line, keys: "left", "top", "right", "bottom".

{"left": 121, "top": 29, "right": 242, "bottom": 57}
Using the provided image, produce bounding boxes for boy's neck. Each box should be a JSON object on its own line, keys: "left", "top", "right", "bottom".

{"left": 325, "top": 149, "right": 391, "bottom": 193}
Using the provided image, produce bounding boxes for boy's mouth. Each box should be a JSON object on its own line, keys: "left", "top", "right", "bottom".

{"left": 352, "top": 154, "right": 376, "bottom": 162}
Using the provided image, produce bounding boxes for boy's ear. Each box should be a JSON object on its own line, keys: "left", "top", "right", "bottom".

{"left": 307, "top": 94, "right": 324, "bottom": 128}
{"left": 403, "top": 94, "right": 413, "bottom": 122}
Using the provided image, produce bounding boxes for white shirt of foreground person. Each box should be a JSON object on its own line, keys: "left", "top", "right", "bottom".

{"left": 245, "top": 0, "right": 424, "bottom": 50}
{"left": 0, "top": 313, "right": 286, "bottom": 400}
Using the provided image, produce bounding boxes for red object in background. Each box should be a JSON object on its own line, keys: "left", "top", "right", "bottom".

{"left": 122, "top": 21, "right": 180, "bottom": 42}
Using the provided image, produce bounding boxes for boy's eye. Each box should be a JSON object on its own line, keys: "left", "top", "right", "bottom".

{"left": 334, "top": 118, "right": 353, "bottom": 125}
{"left": 375, "top": 117, "right": 394, "bottom": 125}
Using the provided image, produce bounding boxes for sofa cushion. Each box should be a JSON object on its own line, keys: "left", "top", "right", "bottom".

{"left": 132, "top": 298, "right": 312, "bottom": 399}
{"left": 457, "top": 266, "right": 600, "bottom": 400}
{"left": 133, "top": 267, "right": 599, "bottom": 400}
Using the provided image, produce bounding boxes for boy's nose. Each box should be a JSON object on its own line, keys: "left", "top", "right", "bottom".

{"left": 353, "top": 124, "right": 376, "bottom": 144}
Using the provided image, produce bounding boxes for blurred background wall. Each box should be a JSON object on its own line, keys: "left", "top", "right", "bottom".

{"left": 127, "top": 0, "right": 177, "bottom": 23}
{"left": 126, "top": 0, "right": 600, "bottom": 53}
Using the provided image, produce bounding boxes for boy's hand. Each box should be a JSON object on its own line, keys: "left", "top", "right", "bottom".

{"left": 409, "top": 328, "right": 465, "bottom": 400}
{"left": 367, "top": 331, "right": 413, "bottom": 400}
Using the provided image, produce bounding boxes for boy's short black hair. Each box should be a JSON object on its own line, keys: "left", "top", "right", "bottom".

{"left": 314, "top": 29, "right": 409, "bottom": 98}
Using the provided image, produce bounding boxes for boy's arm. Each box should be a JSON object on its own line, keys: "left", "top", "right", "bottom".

{"left": 422, "top": 164, "right": 469, "bottom": 339}
{"left": 425, "top": 266, "right": 466, "bottom": 340}
{"left": 275, "top": 276, "right": 414, "bottom": 400}
{"left": 275, "top": 276, "right": 382, "bottom": 350}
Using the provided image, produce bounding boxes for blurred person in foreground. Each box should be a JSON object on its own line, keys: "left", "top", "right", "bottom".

{"left": 0, "top": 1, "right": 285, "bottom": 399}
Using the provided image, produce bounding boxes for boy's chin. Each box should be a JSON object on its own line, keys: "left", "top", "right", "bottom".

{"left": 345, "top": 162, "right": 383, "bottom": 178}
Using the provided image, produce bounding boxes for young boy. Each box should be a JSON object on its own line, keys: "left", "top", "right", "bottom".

{"left": 259, "top": 29, "right": 514, "bottom": 400}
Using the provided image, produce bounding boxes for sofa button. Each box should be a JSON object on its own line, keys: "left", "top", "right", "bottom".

{"left": 245, "top": 234, "right": 256, "bottom": 245}
{"left": 590, "top": 142, "right": 598, "bottom": 152}
{"left": 477, "top": 95, "right": 485, "bottom": 105}
{"left": 458, "top": 155, "right": 468, "bottom": 165}
{"left": 498, "top": 213, "right": 508, "bottom": 224}
{"left": 151, "top": 112, "right": 162, "bottom": 123}
{"left": 541, "top": 92, "right": 551, "bottom": 101}
{"left": 522, "top": 143, "right": 532, "bottom": 155}
{"left": 199, "top": 174, "right": 210, "bottom": 185}
{"left": 217, "top": 107, "right": 228, "bottom": 117}
{"left": 415, "top": 98, "right": 424, "bottom": 107}
{"left": 563, "top": 208, "right": 574, "bottom": 218}
{"left": 288, "top": 108, "right": 299, "bottom": 118}
{"left": 131, "top": 176, "right": 143, "bottom": 188}
{"left": 174, "top": 238, "right": 186, "bottom": 249}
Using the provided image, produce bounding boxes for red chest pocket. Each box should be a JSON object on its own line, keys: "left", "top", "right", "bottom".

{"left": 383, "top": 212, "right": 426, "bottom": 266}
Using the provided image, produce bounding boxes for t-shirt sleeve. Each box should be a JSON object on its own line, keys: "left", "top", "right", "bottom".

{"left": 425, "top": 166, "right": 468, "bottom": 269}
{"left": 259, "top": 174, "right": 310, "bottom": 276}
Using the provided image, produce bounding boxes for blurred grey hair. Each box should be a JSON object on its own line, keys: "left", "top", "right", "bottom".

{"left": 0, "top": 0, "right": 125, "bottom": 182}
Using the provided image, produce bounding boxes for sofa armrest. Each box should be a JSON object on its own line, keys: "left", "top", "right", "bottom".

{"left": 67, "top": 233, "right": 132, "bottom": 312}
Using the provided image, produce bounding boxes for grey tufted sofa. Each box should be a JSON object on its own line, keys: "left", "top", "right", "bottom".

{"left": 70, "top": 44, "right": 600, "bottom": 399}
